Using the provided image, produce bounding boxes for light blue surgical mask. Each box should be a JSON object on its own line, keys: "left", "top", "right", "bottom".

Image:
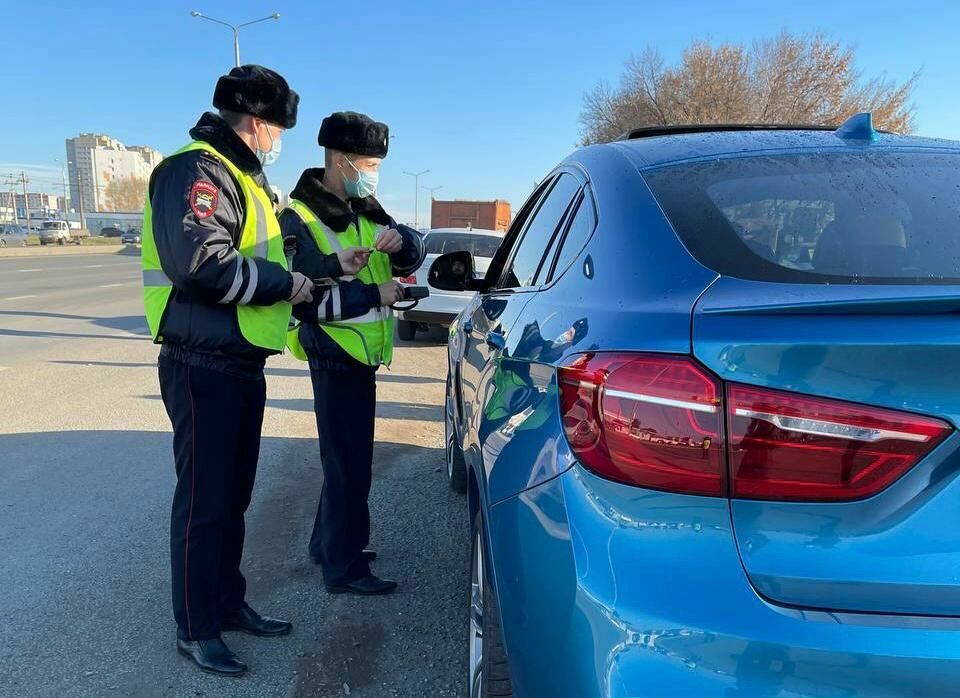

{"left": 254, "top": 123, "right": 282, "bottom": 167}
{"left": 342, "top": 157, "right": 379, "bottom": 199}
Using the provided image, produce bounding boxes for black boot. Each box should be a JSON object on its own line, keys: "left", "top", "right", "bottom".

{"left": 325, "top": 574, "right": 398, "bottom": 596}
{"left": 176, "top": 637, "right": 247, "bottom": 676}
{"left": 223, "top": 606, "right": 293, "bottom": 637}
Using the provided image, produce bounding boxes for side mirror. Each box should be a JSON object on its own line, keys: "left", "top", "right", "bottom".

{"left": 429, "top": 251, "right": 480, "bottom": 292}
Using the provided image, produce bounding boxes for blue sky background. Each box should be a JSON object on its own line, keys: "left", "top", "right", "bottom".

{"left": 5, "top": 0, "right": 958, "bottom": 225}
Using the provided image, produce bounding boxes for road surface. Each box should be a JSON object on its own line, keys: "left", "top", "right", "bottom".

{"left": 0, "top": 251, "right": 468, "bottom": 697}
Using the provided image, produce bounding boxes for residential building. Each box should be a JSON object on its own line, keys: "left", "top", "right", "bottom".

{"left": 0, "top": 191, "right": 64, "bottom": 223}
{"left": 65, "top": 134, "right": 162, "bottom": 213}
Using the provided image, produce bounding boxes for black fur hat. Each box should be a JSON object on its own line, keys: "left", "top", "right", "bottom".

{"left": 317, "top": 111, "right": 389, "bottom": 157}
{"left": 213, "top": 64, "right": 299, "bottom": 129}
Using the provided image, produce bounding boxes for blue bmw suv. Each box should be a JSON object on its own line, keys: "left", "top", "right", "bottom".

{"left": 432, "top": 113, "right": 960, "bottom": 697}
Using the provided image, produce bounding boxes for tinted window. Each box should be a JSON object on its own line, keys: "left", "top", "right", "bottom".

{"left": 500, "top": 174, "right": 581, "bottom": 288}
{"left": 549, "top": 192, "right": 597, "bottom": 281}
{"left": 425, "top": 232, "right": 502, "bottom": 258}
{"left": 644, "top": 152, "right": 960, "bottom": 284}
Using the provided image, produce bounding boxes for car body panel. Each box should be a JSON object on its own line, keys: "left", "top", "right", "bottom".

{"left": 692, "top": 278, "right": 960, "bottom": 615}
{"left": 489, "top": 467, "right": 960, "bottom": 698}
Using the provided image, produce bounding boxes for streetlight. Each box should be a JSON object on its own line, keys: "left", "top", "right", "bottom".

{"left": 190, "top": 10, "right": 281, "bottom": 67}
{"left": 403, "top": 169, "right": 429, "bottom": 229}
{"left": 54, "top": 158, "right": 69, "bottom": 219}
{"left": 423, "top": 184, "right": 443, "bottom": 199}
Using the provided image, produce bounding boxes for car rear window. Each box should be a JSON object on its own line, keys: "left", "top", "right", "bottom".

{"left": 425, "top": 232, "right": 502, "bottom": 258}
{"left": 643, "top": 151, "right": 960, "bottom": 284}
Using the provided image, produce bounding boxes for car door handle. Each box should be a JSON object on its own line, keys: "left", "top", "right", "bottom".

{"left": 485, "top": 330, "right": 506, "bottom": 351}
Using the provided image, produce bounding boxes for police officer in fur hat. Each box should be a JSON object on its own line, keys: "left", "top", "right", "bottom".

{"left": 280, "top": 111, "right": 425, "bottom": 595}
{"left": 142, "top": 65, "right": 318, "bottom": 676}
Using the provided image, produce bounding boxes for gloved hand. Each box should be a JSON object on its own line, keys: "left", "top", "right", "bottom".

{"left": 288, "top": 272, "right": 315, "bottom": 305}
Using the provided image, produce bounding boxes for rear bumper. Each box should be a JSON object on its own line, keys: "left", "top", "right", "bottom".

{"left": 398, "top": 290, "right": 472, "bottom": 326}
{"left": 488, "top": 465, "right": 960, "bottom": 697}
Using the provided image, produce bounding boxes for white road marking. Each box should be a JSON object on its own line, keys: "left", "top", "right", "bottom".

{"left": 4, "top": 294, "right": 37, "bottom": 301}
{"left": 99, "top": 283, "right": 128, "bottom": 288}
{"left": 84, "top": 264, "right": 106, "bottom": 268}
{"left": 15, "top": 268, "right": 41, "bottom": 273}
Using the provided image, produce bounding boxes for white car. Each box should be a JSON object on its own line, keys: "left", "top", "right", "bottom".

{"left": 396, "top": 227, "right": 503, "bottom": 340}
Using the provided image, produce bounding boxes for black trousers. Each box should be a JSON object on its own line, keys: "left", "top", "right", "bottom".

{"left": 159, "top": 353, "right": 265, "bottom": 640}
{"left": 308, "top": 363, "right": 377, "bottom": 585}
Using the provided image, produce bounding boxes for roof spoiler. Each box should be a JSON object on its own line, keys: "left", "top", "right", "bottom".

{"left": 618, "top": 114, "right": 891, "bottom": 141}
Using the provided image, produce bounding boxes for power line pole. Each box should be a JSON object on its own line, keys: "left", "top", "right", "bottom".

{"left": 20, "top": 173, "right": 31, "bottom": 234}
{"left": 4, "top": 175, "right": 18, "bottom": 225}
{"left": 403, "top": 169, "right": 429, "bottom": 229}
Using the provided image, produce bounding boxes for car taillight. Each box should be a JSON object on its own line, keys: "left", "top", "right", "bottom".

{"left": 558, "top": 353, "right": 725, "bottom": 496}
{"left": 399, "top": 275, "right": 417, "bottom": 284}
{"left": 559, "top": 353, "right": 953, "bottom": 502}
{"left": 727, "top": 385, "right": 952, "bottom": 501}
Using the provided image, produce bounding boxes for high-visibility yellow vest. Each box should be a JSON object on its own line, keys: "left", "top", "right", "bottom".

{"left": 284, "top": 198, "right": 394, "bottom": 366}
{"left": 141, "top": 141, "right": 292, "bottom": 352}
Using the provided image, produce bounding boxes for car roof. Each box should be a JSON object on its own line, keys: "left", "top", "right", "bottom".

{"left": 608, "top": 127, "right": 960, "bottom": 171}
{"left": 427, "top": 227, "right": 502, "bottom": 237}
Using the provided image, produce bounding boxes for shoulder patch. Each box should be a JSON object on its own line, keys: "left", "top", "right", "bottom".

{"left": 189, "top": 180, "right": 220, "bottom": 219}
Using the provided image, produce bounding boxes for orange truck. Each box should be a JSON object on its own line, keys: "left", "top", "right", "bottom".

{"left": 430, "top": 199, "right": 511, "bottom": 232}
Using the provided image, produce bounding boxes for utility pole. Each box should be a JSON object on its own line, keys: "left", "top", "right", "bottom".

{"left": 403, "top": 169, "right": 429, "bottom": 229}
{"left": 55, "top": 158, "right": 68, "bottom": 219}
{"left": 20, "top": 173, "right": 31, "bottom": 235}
{"left": 4, "top": 175, "right": 18, "bottom": 225}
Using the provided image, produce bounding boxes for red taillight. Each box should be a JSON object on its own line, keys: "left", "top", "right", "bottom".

{"left": 558, "top": 353, "right": 725, "bottom": 496}
{"left": 558, "top": 353, "right": 953, "bottom": 502}
{"left": 727, "top": 385, "right": 951, "bottom": 501}
{"left": 399, "top": 275, "right": 417, "bottom": 284}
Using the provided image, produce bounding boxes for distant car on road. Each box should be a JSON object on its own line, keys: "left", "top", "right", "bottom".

{"left": 438, "top": 114, "right": 960, "bottom": 697}
{"left": 39, "top": 220, "right": 82, "bottom": 246}
{"left": 121, "top": 229, "right": 141, "bottom": 245}
{"left": 396, "top": 228, "right": 503, "bottom": 340}
{"left": 0, "top": 223, "right": 28, "bottom": 248}
{"left": 100, "top": 226, "right": 125, "bottom": 238}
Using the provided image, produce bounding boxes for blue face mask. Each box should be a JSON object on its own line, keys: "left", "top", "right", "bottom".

{"left": 254, "top": 123, "right": 282, "bottom": 167}
{"left": 342, "top": 157, "right": 379, "bottom": 199}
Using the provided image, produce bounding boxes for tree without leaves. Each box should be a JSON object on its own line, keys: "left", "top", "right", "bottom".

{"left": 579, "top": 32, "right": 919, "bottom": 145}
{"left": 104, "top": 176, "right": 147, "bottom": 212}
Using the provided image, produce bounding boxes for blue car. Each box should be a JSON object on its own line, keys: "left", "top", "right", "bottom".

{"left": 433, "top": 113, "right": 960, "bottom": 697}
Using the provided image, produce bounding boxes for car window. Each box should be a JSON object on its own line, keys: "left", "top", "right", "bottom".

{"left": 499, "top": 173, "right": 581, "bottom": 289}
{"left": 548, "top": 191, "right": 597, "bottom": 282}
{"left": 425, "top": 232, "right": 502, "bottom": 258}
{"left": 644, "top": 151, "right": 960, "bottom": 284}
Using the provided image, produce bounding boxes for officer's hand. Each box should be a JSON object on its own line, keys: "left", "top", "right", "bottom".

{"left": 378, "top": 280, "right": 405, "bottom": 306}
{"left": 374, "top": 228, "right": 403, "bottom": 254}
{"left": 337, "top": 247, "right": 370, "bottom": 275}
{"left": 288, "top": 272, "right": 315, "bottom": 305}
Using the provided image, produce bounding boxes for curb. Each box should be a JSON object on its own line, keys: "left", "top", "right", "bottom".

{"left": 0, "top": 245, "right": 138, "bottom": 259}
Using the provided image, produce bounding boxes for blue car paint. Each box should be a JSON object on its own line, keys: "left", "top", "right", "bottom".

{"left": 449, "top": 128, "right": 960, "bottom": 697}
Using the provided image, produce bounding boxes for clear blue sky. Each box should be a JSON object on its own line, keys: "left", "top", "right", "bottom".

{"left": 5, "top": 0, "right": 958, "bottom": 225}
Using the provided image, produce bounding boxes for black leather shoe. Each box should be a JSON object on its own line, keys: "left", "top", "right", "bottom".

{"left": 223, "top": 606, "right": 292, "bottom": 637}
{"left": 311, "top": 550, "right": 377, "bottom": 565}
{"left": 176, "top": 637, "right": 247, "bottom": 676}
{"left": 325, "top": 574, "right": 398, "bottom": 596}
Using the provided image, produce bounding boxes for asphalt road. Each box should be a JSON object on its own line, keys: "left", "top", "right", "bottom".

{"left": 0, "top": 250, "right": 468, "bottom": 697}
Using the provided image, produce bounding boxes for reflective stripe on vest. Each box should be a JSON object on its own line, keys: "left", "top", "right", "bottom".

{"left": 141, "top": 140, "right": 291, "bottom": 352}
{"left": 284, "top": 198, "right": 395, "bottom": 366}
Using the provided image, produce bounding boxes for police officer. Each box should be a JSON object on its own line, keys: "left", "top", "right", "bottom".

{"left": 279, "top": 111, "right": 425, "bottom": 595}
{"left": 143, "top": 65, "right": 315, "bottom": 676}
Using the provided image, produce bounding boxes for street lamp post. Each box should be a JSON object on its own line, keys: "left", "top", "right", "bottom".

{"left": 190, "top": 11, "right": 281, "bottom": 67}
{"left": 403, "top": 169, "right": 429, "bottom": 229}
{"left": 54, "top": 158, "right": 68, "bottom": 219}
{"left": 423, "top": 185, "right": 443, "bottom": 229}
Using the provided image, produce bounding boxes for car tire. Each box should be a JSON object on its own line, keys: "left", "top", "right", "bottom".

{"left": 446, "top": 376, "right": 468, "bottom": 494}
{"left": 397, "top": 320, "right": 417, "bottom": 341}
{"left": 469, "top": 511, "right": 513, "bottom": 698}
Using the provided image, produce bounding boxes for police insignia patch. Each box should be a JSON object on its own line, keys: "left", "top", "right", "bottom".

{"left": 190, "top": 180, "right": 219, "bottom": 219}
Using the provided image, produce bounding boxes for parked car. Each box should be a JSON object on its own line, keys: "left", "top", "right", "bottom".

{"left": 121, "top": 229, "right": 141, "bottom": 245}
{"left": 100, "top": 226, "right": 125, "bottom": 238}
{"left": 0, "top": 223, "right": 28, "bottom": 248}
{"left": 396, "top": 228, "right": 503, "bottom": 340}
{"left": 38, "top": 220, "right": 79, "bottom": 245}
{"left": 436, "top": 114, "right": 960, "bottom": 697}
